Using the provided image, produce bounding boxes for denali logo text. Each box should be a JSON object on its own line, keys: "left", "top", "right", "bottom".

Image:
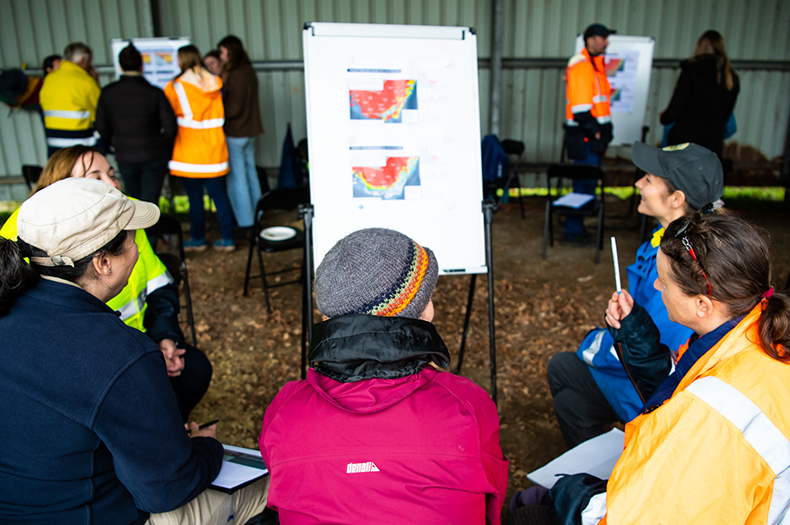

{"left": 346, "top": 461, "right": 380, "bottom": 473}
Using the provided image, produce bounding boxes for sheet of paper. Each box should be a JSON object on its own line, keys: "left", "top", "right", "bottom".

{"left": 210, "top": 444, "right": 269, "bottom": 492}
{"left": 527, "top": 428, "right": 624, "bottom": 489}
{"left": 552, "top": 192, "right": 595, "bottom": 209}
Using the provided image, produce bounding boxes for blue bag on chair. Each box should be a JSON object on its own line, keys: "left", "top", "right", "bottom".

{"left": 724, "top": 113, "right": 737, "bottom": 139}
{"left": 481, "top": 135, "right": 508, "bottom": 199}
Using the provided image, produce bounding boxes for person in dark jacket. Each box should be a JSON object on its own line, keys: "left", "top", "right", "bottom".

{"left": 0, "top": 147, "right": 212, "bottom": 422}
{"left": 0, "top": 178, "right": 221, "bottom": 523}
{"left": 218, "top": 35, "right": 264, "bottom": 233}
{"left": 660, "top": 30, "right": 739, "bottom": 159}
{"left": 95, "top": 44, "right": 177, "bottom": 204}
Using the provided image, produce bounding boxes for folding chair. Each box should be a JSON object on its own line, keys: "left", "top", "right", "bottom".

{"left": 543, "top": 164, "right": 606, "bottom": 264}
{"left": 501, "top": 139, "right": 526, "bottom": 218}
{"left": 146, "top": 213, "right": 197, "bottom": 344}
{"left": 22, "top": 165, "right": 43, "bottom": 191}
{"left": 243, "top": 186, "right": 311, "bottom": 314}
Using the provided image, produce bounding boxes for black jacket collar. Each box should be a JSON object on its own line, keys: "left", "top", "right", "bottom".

{"left": 309, "top": 315, "right": 450, "bottom": 383}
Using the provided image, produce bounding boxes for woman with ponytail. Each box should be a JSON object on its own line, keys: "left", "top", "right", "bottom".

{"left": 660, "top": 30, "right": 740, "bottom": 158}
{"left": 533, "top": 211, "right": 790, "bottom": 525}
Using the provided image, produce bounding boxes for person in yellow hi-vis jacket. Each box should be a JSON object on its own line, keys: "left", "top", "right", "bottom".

{"left": 39, "top": 43, "right": 101, "bottom": 157}
{"left": 0, "top": 147, "right": 211, "bottom": 422}
{"left": 520, "top": 212, "right": 790, "bottom": 525}
{"left": 165, "top": 45, "right": 236, "bottom": 252}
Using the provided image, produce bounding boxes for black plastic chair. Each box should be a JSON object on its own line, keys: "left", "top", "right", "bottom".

{"left": 22, "top": 165, "right": 43, "bottom": 190}
{"left": 243, "top": 186, "right": 311, "bottom": 314}
{"left": 501, "top": 139, "right": 526, "bottom": 218}
{"left": 543, "top": 163, "right": 606, "bottom": 264}
{"left": 146, "top": 213, "right": 197, "bottom": 345}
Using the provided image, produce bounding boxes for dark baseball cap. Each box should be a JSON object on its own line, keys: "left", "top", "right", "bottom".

{"left": 632, "top": 142, "right": 724, "bottom": 209}
{"left": 584, "top": 24, "right": 616, "bottom": 40}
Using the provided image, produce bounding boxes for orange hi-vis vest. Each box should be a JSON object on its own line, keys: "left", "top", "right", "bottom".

{"left": 585, "top": 302, "right": 790, "bottom": 525}
{"left": 565, "top": 47, "right": 612, "bottom": 128}
{"left": 164, "top": 69, "right": 229, "bottom": 178}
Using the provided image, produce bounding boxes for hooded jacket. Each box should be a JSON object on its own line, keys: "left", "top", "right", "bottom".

{"left": 259, "top": 315, "right": 508, "bottom": 524}
{"left": 164, "top": 68, "right": 229, "bottom": 178}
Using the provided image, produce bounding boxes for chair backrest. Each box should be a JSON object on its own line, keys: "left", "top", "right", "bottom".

{"left": 546, "top": 163, "right": 606, "bottom": 199}
{"left": 501, "top": 139, "right": 525, "bottom": 158}
{"left": 21, "top": 165, "right": 43, "bottom": 190}
{"left": 256, "top": 186, "right": 311, "bottom": 215}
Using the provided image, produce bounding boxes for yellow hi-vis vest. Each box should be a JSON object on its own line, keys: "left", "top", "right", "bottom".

{"left": 0, "top": 208, "right": 172, "bottom": 333}
{"left": 39, "top": 60, "right": 101, "bottom": 148}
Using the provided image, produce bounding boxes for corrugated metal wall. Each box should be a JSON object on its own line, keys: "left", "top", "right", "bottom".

{"left": 0, "top": 0, "right": 152, "bottom": 200}
{"left": 2, "top": 0, "right": 788, "bottom": 196}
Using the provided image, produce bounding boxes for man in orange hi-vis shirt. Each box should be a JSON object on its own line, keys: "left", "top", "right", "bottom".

{"left": 563, "top": 23, "right": 615, "bottom": 241}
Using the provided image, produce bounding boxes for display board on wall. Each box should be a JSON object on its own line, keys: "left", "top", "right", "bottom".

{"left": 303, "top": 23, "right": 486, "bottom": 274}
{"left": 574, "top": 35, "right": 655, "bottom": 146}
{"left": 111, "top": 38, "right": 190, "bottom": 90}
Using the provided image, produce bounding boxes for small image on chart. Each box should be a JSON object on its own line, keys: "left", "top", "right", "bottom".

{"left": 352, "top": 156, "right": 421, "bottom": 200}
{"left": 349, "top": 80, "right": 418, "bottom": 123}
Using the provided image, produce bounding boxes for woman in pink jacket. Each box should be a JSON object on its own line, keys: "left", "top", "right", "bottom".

{"left": 259, "top": 228, "right": 508, "bottom": 524}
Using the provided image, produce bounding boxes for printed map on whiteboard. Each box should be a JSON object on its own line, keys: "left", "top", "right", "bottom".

{"left": 605, "top": 50, "right": 639, "bottom": 113}
{"left": 350, "top": 79, "right": 418, "bottom": 123}
{"left": 352, "top": 154, "right": 421, "bottom": 200}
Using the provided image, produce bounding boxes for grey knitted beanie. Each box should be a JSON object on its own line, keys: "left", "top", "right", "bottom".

{"left": 315, "top": 228, "right": 439, "bottom": 319}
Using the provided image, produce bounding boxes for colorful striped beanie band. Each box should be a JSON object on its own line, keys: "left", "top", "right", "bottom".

{"left": 314, "top": 227, "right": 439, "bottom": 320}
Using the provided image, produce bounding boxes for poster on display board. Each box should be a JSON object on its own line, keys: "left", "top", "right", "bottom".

{"left": 111, "top": 38, "right": 190, "bottom": 90}
{"left": 303, "top": 23, "right": 486, "bottom": 275}
{"left": 574, "top": 35, "right": 654, "bottom": 146}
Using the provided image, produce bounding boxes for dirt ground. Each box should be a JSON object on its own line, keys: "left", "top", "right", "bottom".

{"left": 182, "top": 194, "right": 790, "bottom": 521}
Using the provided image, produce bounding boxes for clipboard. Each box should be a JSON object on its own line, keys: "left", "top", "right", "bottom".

{"left": 210, "top": 444, "right": 269, "bottom": 494}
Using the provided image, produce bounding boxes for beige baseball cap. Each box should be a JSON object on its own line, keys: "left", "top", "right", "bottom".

{"left": 18, "top": 178, "right": 160, "bottom": 267}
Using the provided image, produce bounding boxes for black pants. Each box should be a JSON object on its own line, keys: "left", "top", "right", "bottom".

{"left": 547, "top": 351, "right": 620, "bottom": 449}
{"left": 170, "top": 344, "right": 213, "bottom": 422}
{"left": 118, "top": 159, "right": 170, "bottom": 204}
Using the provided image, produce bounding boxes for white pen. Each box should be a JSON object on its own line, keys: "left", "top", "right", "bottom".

{"left": 611, "top": 237, "right": 622, "bottom": 293}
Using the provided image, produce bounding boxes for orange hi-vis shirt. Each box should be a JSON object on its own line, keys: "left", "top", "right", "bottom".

{"left": 588, "top": 302, "right": 790, "bottom": 525}
{"left": 164, "top": 69, "right": 229, "bottom": 178}
{"left": 565, "top": 47, "right": 612, "bottom": 128}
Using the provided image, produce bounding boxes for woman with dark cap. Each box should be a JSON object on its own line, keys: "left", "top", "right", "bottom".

{"left": 547, "top": 142, "right": 722, "bottom": 449}
{"left": 518, "top": 212, "right": 790, "bottom": 524}
{"left": 259, "top": 228, "right": 508, "bottom": 524}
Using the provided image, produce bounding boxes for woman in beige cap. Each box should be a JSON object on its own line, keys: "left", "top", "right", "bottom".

{"left": 0, "top": 178, "right": 268, "bottom": 524}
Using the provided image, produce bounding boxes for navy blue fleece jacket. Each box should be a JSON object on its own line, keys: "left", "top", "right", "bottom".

{"left": 0, "top": 278, "right": 222, "bottom": 524}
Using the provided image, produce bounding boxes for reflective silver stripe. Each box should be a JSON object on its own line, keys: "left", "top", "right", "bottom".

{"left": 581, "top": 492, "right": 607, "bottom": 525}
{"left": 686, "top": 376, "right": 790, "bottom": 524}
{"left": 769, "top": 469, "right": 790, "bottom": 524}
{"left": 571, "top": 103, "right": 593, "bottom": 114}
{"left": 46, "top": 133, "right": 99, "bottom": 148}
{"left": 43, "top": 109, "right": 91, "bottom": 119}
{"left": 173, "top": 82, "right": 193, "bottom": 121}
{"left": 593, "top": 95, "right": 608, "bottom": 103}
{"left": 169, "top": 160, "right": 229, "bottom": 173}
{"left": 177, "top": 116, "right": 225, "bottom": 129}
{"left": 596, "top": 115, "right": 612, "bottom": 124}
{"left": 116, "top": 272, "right": 173, "bottom": 321}
{"left": 117, "top": 291, "right": 146, "bottom": 321}
{"left": 582, "top": 330, "right": 612, "bottom": 366}
{"left": 147, "top": 271, "right": 174, "bottom": 295}
{"left": 566, "top": 119, "right": 579, "bottom": 127}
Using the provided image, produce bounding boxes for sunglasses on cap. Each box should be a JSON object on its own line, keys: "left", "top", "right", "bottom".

{"left": 674, "top": 203, "right": 719, "bottom": 296}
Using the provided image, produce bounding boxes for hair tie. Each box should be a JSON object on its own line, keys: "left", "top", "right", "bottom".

{"left": 762, "top": 286, "right": 774, "bottom": 300}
